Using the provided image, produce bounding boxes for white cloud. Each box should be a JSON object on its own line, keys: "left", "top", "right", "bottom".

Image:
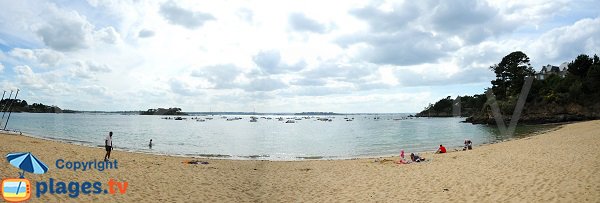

{"left": 488, "top": 0, "right": 571, "bottom": 25}
{"left": 70, "top": 66, "right": 94, "bottom": 80}
{"left": 9, "top": 48, "right": 64, "bottom": 67}
{"left": 0, "top": 0, "right": 598, "bottom": 112}
{"left": 349, "top": 1, "right": 418, "bottom": 32}
{"left": 168, "top": 78, "right": 204, "bottom": 96}
{"left": 428, "top": 0, "right": 513, "bottom": 44}
{"left": 14, "top": 65, "right": 48, "bottom": 90}
{"left": 237, "top": 8, "right": 253, "bottom": 22}
{"left": 341, "top": 0, "right": 520, "bottom": 66}
{"left": 159, "top": 0, "right": 215, "bottom": 29}
{"left": 31, "top": 3, "right": 122, "bottom": 52}
{"left": 190, "top": 64, "right": 243, "bottom": 89}
{"left": 95, "top": 27, "right": 120, "bottom": 44}
{"left": 302, "top": 61, "right": 373, "bottom": 83}
{"left": 36, "top": 50, "right": 63, "bottom": 67}
{"left": 242, "top": 77, "right": 288, "bottom": 92}
{"left": 78, "top": 85, "right": 110, "bottom": 97}
{"left": 288, "top": 13, "right": 328, "bottom": 33}
{"left": 69, "top": 60, "right": 112, "bottom": 80}
{"left": 253, "top": 50, "right": 306, "bottom": 74}
{"left": 528, "top": 17, "right": 600, "bottom": 65}
{"left": 0, "top": 63, "right": 4, "bottom": 73}
{"left": 9, "top": 48, "right": 35, "bottom": 61}
{"left": 35, "top": 9, "right": 94, "bottom": 51}
{"left": 86, "top": 61, "right": 112, "bottom": 73}
{"left": 290, "top": 78, "right": 327, "bottom": 87}
{"left": 138, "top": 29, "right": 155, "bottom": 38}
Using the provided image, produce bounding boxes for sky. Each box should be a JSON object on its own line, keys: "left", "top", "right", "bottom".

{"left": 0, "top": 0, "right": 599, "bottom": 113}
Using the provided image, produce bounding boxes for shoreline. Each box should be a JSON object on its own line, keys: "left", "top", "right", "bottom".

{"left": 1, "top": 121, "right": 565, "bottom": 162}
{"left": 2, "top": 130, "right": 404, "bottom": 161}
{"left": 0, "top": 120, "right": 598, "bottom": 201}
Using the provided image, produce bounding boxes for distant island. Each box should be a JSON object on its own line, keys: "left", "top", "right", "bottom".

{"left": 417, "top": 51, "right": 600, "bottom": 124}
{"left": 140, "top": 108, "right": 188, "bottom": 115}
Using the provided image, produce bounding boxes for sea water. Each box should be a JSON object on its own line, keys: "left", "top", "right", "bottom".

{"left": 3, "top": 113, "right": 555, "bottom": 160}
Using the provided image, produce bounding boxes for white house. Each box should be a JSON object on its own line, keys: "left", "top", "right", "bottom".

{"left": 535, "top": 62, "right": 568, "bottom": 80}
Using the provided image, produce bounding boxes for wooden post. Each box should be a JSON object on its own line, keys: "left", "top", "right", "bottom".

{"left": 4, "top": 89, "right": 19, "bottom": 130}
{"left": 1, "top": 90, "right": 13, "bottom": 122}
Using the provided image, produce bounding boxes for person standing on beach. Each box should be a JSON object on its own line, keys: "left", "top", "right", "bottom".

{"left": 149, "top": 139, "right": 153, "bottom": 149}
{"left": 104, "top": 131, "right": 113, "bottom": 161}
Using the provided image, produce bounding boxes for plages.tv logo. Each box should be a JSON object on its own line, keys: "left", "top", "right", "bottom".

{"left": 3, "top": 152, "right": 129, "bottom": 201}
{"left": 1, "top": 152, "right": 48, "bottom": 202}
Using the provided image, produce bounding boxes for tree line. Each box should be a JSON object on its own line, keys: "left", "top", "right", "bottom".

{"left": 417, "top": 51, "right": 600, "bottom": 124}
{"left": 0, "top": 99, "right": 64, "bottom": 113}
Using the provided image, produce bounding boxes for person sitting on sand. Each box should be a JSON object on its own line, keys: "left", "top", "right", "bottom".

{"left": 463, "top": 139, "right": 472, "bottom": 151}
{"left": 397, "top": 150, "right": 409, "bottom": 164}
{"left": 149, "top": 139, "right": 153, "bottom": 149}
{"left": 410, "top": 153, "right": 425, "bottom": 162}
{"left": 436, "top": 144, "right": 447, "bottom": 154}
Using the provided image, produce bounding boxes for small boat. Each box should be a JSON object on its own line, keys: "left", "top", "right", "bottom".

{"left": 174, "top": 117, "right": 183, "bottom": 120}
{"left": 285, "top": 120, "right": 295, "bottom": 123}
{"left": 250, "top": 116, "right": 258, "bottom": 122}
{"left": 197, "top": 119, "right": 206, "bottom": 122}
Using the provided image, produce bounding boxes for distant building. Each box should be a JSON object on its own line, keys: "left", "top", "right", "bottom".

{"left": 535, "top": 63, "right": 567, "bottom": 80}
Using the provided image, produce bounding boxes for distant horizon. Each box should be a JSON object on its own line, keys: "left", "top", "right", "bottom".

{"left": 52, "top": 110, "right": 418, "bottom": 115}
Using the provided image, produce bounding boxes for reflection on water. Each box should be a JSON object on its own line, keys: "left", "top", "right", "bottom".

{"left": 5, "top": 113, "right": 558, "bottom": 160}
{"left": 479, "top": 123, "right": 561, "bottom": 143}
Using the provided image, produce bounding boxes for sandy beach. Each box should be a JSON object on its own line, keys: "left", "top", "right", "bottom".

{"left": 1, "top": 120, "right": 599, "bottom": 202}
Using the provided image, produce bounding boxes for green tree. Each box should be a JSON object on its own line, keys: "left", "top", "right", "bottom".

{"left": 586, "top": 59, "right": 600, "bottom": 94}
{"left": 567, "top": 54, "right": 593, "bottom": 78}
{"left": 19, "top": 100, "right": 28, "bottom": 107}
{"left": 568, "top": 80, "right": 583, "bottom": 101}
{"left": 490, "top": 51, "right": 535, "bottom": 100}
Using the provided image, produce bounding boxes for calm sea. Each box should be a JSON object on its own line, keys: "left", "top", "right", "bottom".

{"left": 3, "top": 113, "right": 555, "bottom": 160}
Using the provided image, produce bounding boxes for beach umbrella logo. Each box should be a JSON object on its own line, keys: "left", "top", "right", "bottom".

{"left": 6, "top": 152, "right": 49, "bottom": 177}
{"left": 2, "top": 152, "right": 48, "bottom": 202}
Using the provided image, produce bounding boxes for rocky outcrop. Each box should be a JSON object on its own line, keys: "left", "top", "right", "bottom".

{"left": 465, "top": 103, "right": 600, "bottom": 124}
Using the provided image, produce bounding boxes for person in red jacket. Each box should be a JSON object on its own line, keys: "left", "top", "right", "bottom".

{"left": 436, "top": 144, "right": 447, "bottom": 154}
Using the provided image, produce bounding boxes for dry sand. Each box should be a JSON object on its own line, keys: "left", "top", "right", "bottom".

{"left": 0, "top": 120, "right": 599, "bottom": 202}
